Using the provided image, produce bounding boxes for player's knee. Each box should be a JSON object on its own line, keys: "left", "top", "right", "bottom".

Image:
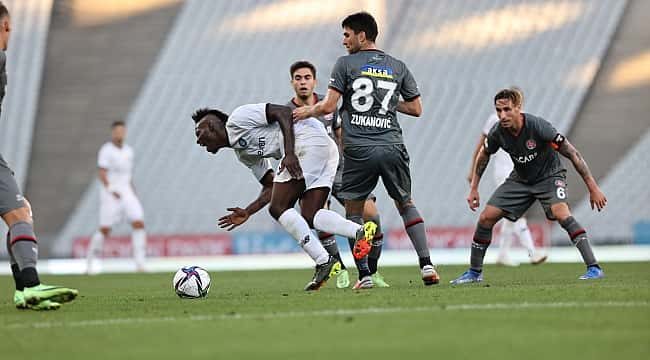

{"left": 100, "top": 227, "right": 111, "bottom": 237}
{"left": 478, "top": 212, "right": 498, "bottom": 228}
{"left": 132, "top": 221, "right": 145, "bottom": 229}
{"left": 268, "top": 204, "right": 285, "bottom": 220}
{"left": 395, "top": 199, "right": 415, "bottom": 215}
{"left": 2, "top": 207, "right": 33, "bottom": 226}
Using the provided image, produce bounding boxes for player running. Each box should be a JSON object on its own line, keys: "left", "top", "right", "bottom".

{"left": 293, "top": 12, "right": 439, "bottom": 286}
{"left": 467, "top": 88, "right": 547, "bottom": 266}
{"left": 192, "top": 103, "right": 377, "bottom": 291}
{"left": 1, "top": 2, "right": 78, "bottom": 310}
{"left": 86, "top": 121, "right": 147, "bottom": 274}
{"left": 286, "top": 60, "right": 389, "bottom": 289}
{"left": 451, "top": 88, "right": 607, "bottom": 284}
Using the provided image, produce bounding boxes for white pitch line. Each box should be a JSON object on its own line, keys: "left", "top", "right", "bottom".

{"left": 4, "top": 301, "right": 648, "bottom": 330}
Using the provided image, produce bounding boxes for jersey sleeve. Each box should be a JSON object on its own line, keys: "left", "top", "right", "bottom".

{"left": 97, "top": 145, "right": 110, "bottom": 169}
{"left": 328, "top": 57, "right": 347, "bottom": 94}
{"left": 230, "top": 103, "right": 270, "bottom": 130}
{"left": 484, "top": 127, "right": 501, "bottom": 154}
{"left": 537, "top": 118, "right": 564, "bottom": 143}
{"left": 400, "top": 64, "right": 420, "bottom": 101}
{"left": 249, "top": 158, "right": 273, "bottom": 182}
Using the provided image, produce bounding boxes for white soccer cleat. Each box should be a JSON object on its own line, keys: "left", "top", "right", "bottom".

{"left": 352, "top": 275, "right": 373, "bottom": 290}
{"left": 530, "top": 252, "right": 548, "bottom": 265}
{"left": 421, "top": 265, "right": 440, "bottom": 286}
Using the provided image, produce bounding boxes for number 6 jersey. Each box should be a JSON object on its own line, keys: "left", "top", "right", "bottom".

{"left": 328, "top": 49, "right": 420, "bottom": 147}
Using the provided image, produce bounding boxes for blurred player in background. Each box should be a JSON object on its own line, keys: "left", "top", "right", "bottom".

{"left": 467, "top": 87, "right": 547, "bottom": 266}
{"left": 286, "top": 60, "right": 389, "bottom": 289}
{"left": 452, "top": 88, "right": 607, "bottom": 285}
{"left": 193, "top": 103, "right": 377, "bottom": 291}
{"left": 293, "top": 12, "right": 439, "bottom": 287}
{"left": 1, "top": 1, "right": 78, "bottom": 310}
{"left": 86, "top": 121, "right": 147, "bottom": 274}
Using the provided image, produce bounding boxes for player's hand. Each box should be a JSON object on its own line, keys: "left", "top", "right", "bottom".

{"left": 111, "top": 191, "right": 121, "bottom": 199}
{"left": 218, "top": 207, "right": 250, "bottom": 231}
{"left": 589, "top": 187, "right": 607, "bottom": 211}
{"left": 279, "top": 153, "right": 303, "bottom": 179}
{"left": 467, "top": 188, "right": 480, "bottom": 211}
{"left": 292, "top": 107, "right": 311, "bottom": 121}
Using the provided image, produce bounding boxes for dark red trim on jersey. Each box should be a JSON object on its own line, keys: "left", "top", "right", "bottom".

{"left": 291, "top": 93, "right": 319, "bottom": 108}
{"left": 10, "top": 236, "right": 37, "bottom": 245}
{"left": 373, "top": 233, "right": 384, "bottom": 240}
{"left": 570, "top": 229, "right": 586, "bottom": 240}
{"left": 318, "top": 232, "right": 334, "bottom": 240}
{"left": 473, "top": 237, "right": 491, "bottom": 245}
{"left": 327, "top": 85, "right": 343, "bottom": 94}
{"left": 404, "top": 218, "right": 424, "bottom": 228}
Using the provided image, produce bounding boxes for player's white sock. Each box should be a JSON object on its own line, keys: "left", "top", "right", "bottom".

{"left": 87, "top": 231, "right": 104, "bottom": 273}
{"left": 498, "top": 220, "right": 514, "bottom": 259}
{"left": 278, "top": 209, "right": 329, "bottom": 264}
{"left": 515, "top": 218, "right": 536, "bottom": 257}
{"left": 132, "top": 229, "right": 147, "bottom": 270}
{"left": 313, "top": 209, "right": 361, "bottom": 239}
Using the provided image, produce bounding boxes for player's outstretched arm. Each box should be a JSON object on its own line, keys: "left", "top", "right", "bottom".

{"left": 218, "top": 171, "right": 274, "bottom": 231}
{"left": 292, "top": 88, "right": 341, "bottom": 121}
{"left": 467, "top": 148, "right": 491, "bottom": 211}
{"left": 266, "top": 104, "right": 302, "bottom": 179}
{"left": 557, "top": 139, "right": 607, "bottom": 211}
{"left": 396, "top": 97, "right": 422, "bottom": 117}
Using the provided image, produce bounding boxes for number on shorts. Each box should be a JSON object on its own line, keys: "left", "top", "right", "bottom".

{"left": 556, "top": 187, "right": 566, "bottom": 199}
{"left": 351, "top": 78, "right": 397, "bottom": 115}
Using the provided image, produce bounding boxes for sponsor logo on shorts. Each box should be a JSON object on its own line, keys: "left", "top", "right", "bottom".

{"left": 555, "top": 179, "right": 566, "bottom": 187}
{"left": 360, "top": 65, "right": 394, "bottom": 79}
{"left": 16, "top": 194, "right": 24, "bottom": 203}
{"left": 526, "top": 139, "right": 537, "bottom": 150}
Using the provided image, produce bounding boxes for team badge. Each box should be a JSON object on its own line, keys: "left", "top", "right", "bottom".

{"left": 555, "top": 179, "right": 566, "bottom": 187}
{"left": 238, "top": 138, "right": 247, "bottom": 147}
{"left": 526, "top": 139, "right": 537, "bottom": 150}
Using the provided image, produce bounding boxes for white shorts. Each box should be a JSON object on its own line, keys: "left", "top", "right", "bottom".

{"left": 274, "top": 136, "right": 339, "bottom": 191}
{"left": 99, "top": 187, "right": 144, "bottom": 227}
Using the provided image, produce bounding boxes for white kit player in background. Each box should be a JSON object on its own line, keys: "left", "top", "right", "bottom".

{"left": 86, "top": 121, "right": 147, "bottom": 274}
{"left": 472, "top": 112, "right": 547, "bottom": 266}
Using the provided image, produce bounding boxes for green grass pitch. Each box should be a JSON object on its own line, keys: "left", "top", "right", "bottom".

{"left": 1, "top": 262, "right": 649, "bottom": 359}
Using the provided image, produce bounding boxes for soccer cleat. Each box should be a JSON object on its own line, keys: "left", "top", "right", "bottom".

{"left": 421, "top": 265, "right": 440, "bottom": 285}
{"left": 29, "top": 299, "right": 61, "bottom": 311}
{"left": 450, "top": 269, "right": 483, "bottom": 285}
{"left": 579, "top": 265, "right": 604, "bottom": 280}
{"left": 352, "top": 221, "right": 378, "bottom": 260}
{"left": 371, "top": 272, "right": 390, "bottom": 287}
{"left": 23, "top": 284, "right": 79, "bottom": 305}
{"left": 352, "top": 275, "right": 373, "bottom": 289}
{"left": 530, "top": 253, "right": 548, "bottom": 265}
{"left": 14, "top": 290, "right": 27, "bottom": 309}
{"left": 304, "top": 256, "right": 342, "bottom": 291}
{"left": 336, "top": 269, "right": 350, "bottom": 289}
{"left": 496, "top": 255, "right": 520, "bottom": 267}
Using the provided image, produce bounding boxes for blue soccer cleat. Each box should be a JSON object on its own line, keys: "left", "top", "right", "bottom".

{"left": 579, "top": 265, "right": 604, "bottom": 280}
{"left": 449, "top": 269, "right": 483, "bottom": 285}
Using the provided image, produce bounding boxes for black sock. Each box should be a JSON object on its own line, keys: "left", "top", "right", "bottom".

{"left": 418, "top": 256, "right": 432, "bottom": 268}
{"left": 21, "top": 267, "right": 40, "bottom": 288}
{"left": 11, "top": 264, "right": 24, "bottom": 291}
{"left": 368, "top": 257, "right": 378, "bottom": 274}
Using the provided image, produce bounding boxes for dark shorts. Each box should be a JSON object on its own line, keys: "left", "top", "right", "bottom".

{"left": 331, "top": 169, "right": 376, "bottom": 206}
{"left": 0, "top": 157, "right": 25, "bottom": 215}
{"left": 487, "top": 174, "right": 568, "bottom": 221}
{"left": 338, "top": 144, "right": 411, "bottom": 204}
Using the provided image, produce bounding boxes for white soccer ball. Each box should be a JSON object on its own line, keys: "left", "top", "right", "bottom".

{"left": 173, "top": 266, "right": 211, "bottom": 298}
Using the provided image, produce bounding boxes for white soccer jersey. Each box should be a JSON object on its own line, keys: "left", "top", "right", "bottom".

{"left": 226, "top": 103, "right": 338, "bottom": 189}
{"left": 482, "top": 114, "right": 513, "bottom": 182}
{"left": 98, "top": 142, "right": 134, "bottom": 190}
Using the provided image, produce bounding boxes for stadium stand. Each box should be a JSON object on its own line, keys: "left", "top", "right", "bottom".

{"left": 54, "top": 0, "right": 627, "bottom": 255}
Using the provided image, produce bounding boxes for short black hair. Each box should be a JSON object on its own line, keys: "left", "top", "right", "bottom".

{"left": 342, "top": 12, "right": 378, "bottom": 42}
{"left": 111, "top": 120, "right": 125, "bottom": 128}
{"left": 192, "top": 108, "right": 229, "bottom": 124}
{"left": 0, "top": 2, "right": 8, "bottom": 19}
{"left": 290, "top": 61, "right": 316, "bottom": 78}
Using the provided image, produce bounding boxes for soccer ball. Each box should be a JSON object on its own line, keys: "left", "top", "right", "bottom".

{"left": 173, "top": 266, "right": 211, "bottom": 298}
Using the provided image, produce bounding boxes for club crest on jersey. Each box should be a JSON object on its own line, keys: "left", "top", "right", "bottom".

{"left": 238, "top": 138, "right": 247, "bottom": 147}
{"left": 526, "top": 139, "right": 537, "bottom": 150}
{"left": 360, "top": 65, "right": 394, "bottom": 79}
{"left": 555, "top": 179, "right": 566, "bottom": 187}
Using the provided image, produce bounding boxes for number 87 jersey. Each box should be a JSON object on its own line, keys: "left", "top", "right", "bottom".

{"left": 328, "top": 49, "right": 421, "bottom": 147}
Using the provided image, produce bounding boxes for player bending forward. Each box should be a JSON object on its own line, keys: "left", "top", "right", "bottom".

{"left": 451, "top": 88, "right": 607, "bottom": 284}
{"left": 192, "top": 103, "right": 376, "bottom": 290}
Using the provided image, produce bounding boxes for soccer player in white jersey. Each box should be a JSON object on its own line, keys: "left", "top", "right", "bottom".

{"left": 469, "top": 111, "right": 547, "bottom": 266}
{"left": 192, "top": 103, "right": 377, "bottom": 290}
{"left": 87, "top": 121, "right": 147, "bottom": 274}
